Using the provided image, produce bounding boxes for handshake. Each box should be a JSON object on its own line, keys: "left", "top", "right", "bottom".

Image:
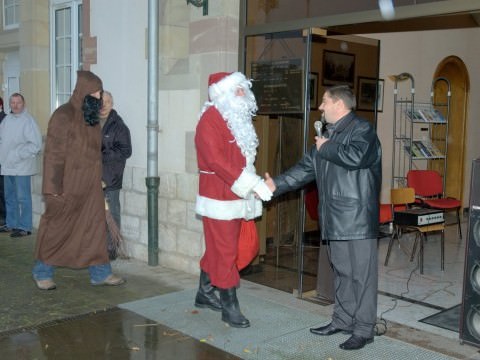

{"left": 253, "top": 172, "right": 276, "bottom": 201}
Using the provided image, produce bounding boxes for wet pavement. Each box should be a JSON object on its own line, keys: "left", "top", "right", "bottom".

{"left": 0, "top": 231, "right": 237, "bottom": 359}
{"left": 0, "top": 308, "right": 239, "bottom": 359}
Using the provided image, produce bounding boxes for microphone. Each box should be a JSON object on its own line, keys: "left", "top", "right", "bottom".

{"left": 314, "top": 120, "right": 322, "bottom": 137}
{"left": 315, "top": 114, "right": 327, "bottom": 137}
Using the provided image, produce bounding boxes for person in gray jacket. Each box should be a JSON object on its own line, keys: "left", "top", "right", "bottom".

{"left": 0, "top": 93, "right": 42, "bottom": 237}
{"left": 265, "top": 85, "right": 382, "bottom": 351}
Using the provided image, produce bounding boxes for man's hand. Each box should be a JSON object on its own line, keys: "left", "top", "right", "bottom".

{"left": 264, "top": 172, "right": 276, "bottom": 193}
{"left": 315, "top": 135, "right": 328, "bottom": 150}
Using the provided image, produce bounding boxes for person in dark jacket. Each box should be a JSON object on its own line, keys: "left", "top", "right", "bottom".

{"left": 99, "top": 91, "right": 132, "bottom": 260}
{"left": 265, "top": 85, "right": 382, "bottom": 351}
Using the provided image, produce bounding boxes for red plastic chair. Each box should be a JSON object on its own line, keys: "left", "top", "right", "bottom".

{"left": 379, "top": 203, "right": 393, "bottom": 224}
{"left": 406, "top": 170, "right": 462, "bottom": 239}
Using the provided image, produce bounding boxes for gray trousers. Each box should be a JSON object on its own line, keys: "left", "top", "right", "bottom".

{"left": 328, "top": 238, "right": 378, "bottom": 338}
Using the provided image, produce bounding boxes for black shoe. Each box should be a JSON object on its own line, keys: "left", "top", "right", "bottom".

{"left": 339, "top": 334, "right": 373, "bottom": 350}
{"left": 310, "top": 323, "right": 351, "bottom": 336}
{"left": 10, "top": 230, "right": 32, "bottom": 238}
{"left": 220, "top": 287, "right": 250, "bottom": 328}
{"left": 194, "top": 270, "right": 222, "bottom": 312}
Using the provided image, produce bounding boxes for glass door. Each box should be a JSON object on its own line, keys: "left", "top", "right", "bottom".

{"left": 242, "top": 29, "right": 380, "bottom": 302}
{"left": 243, "top": 29, "right": 314, "bottom": 294}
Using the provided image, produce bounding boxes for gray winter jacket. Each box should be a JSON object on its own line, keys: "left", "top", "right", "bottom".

{"left": 273, "top": 112, "right": 382, "bottom": 241}
{"left": 0, "top": 109, "right": 42, "bottom": 176}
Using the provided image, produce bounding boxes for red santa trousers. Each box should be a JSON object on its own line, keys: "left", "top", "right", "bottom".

{"left": 200, "top": 217, "right": 242, "bottom": 289}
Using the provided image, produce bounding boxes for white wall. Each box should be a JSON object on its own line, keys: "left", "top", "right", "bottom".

{"left": 366, "top": 28, "right": 480, "bottom": 205}
{"left": 89, "top": 0, "right": 216, "bottom": 175}
{"left": 90, "top": 0, "right": 148, "bottom": 169}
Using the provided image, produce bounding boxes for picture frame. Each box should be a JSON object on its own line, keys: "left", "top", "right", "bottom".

{"left": 357, "top": 77, "right": 384, "bottom": 112}
{"left": 309, "top": 72, "right": 318, "bottom": 109}
{"left": 322, "top": 50, "right": 355, "bottom": 87}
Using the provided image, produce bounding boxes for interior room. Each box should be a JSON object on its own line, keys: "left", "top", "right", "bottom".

{"left": 240, "top": 5, "right": 480, "bottom": 345}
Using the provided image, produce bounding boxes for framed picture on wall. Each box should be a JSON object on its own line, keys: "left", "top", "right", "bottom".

{"left": 322, "top": 50, "right": 355, "bottom": 87}
{"left": 357, "top": 77, "right": 384, "bottom": 112}
{"left": 309, "top": 72, "right": 319, "bottom": 109}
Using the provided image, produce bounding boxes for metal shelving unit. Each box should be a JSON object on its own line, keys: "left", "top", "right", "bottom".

{"left": 391, "top": 73, "right": 451, "bottom": 190}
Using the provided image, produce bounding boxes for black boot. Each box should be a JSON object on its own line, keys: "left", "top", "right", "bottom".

{"left": 219, "top": 287, "right": 250, "bottom": 328}
{"left": 194, "top": 270, "right": 222, "bottom": 312}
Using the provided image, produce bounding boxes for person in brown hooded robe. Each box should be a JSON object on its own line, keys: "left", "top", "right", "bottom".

{"left": 32, "top": 70, "right": 125, "bottom": 290}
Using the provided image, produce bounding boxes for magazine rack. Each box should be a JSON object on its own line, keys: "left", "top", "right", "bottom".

{"left": 391, "top": 74, "right": 450, "bottom": 189}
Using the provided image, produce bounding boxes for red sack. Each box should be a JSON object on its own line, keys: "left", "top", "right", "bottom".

{"left": 236, "top": 219, "right": 259, "bottom": 270}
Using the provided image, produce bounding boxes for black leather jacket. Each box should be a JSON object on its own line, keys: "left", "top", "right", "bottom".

{"left": 101, "top": 109, "right": 132, "bottom": 191}
{"left": 273, "top": 112, "right": 382, "bottom": 240}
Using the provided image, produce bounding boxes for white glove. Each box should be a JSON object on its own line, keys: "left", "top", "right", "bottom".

{"left": 253, "top": 180, "right": 273, "bottom": 201}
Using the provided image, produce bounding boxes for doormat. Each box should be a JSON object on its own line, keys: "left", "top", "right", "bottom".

{"left": 120, "top": 288, "right": 456, "bottom": 359}
{"left": 419, "top": 304, "right": 461, "bottom": 333}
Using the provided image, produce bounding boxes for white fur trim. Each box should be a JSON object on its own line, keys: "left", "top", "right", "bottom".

{"left": 195, "top": 195, "right": 263, "bottom": 220}
{"left": 231, "top": 168, "right": 261, "bottom": 198}
{"left": 253, "top": 180, "right": 273, "bottom": 201}
{"left": 209, "top": 72, "right": 247, "bottom": 101}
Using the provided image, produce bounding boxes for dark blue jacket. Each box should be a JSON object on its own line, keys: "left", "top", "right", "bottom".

{"left": 101, "top": 109, "right": 132, "bottom": 191}
{"left": 273, "top": 112, "right": 382, "bottom": 240}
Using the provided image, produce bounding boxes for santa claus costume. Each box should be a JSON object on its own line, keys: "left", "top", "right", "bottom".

{"left": 194, "top": 72, "right": 271, "bottom": 328}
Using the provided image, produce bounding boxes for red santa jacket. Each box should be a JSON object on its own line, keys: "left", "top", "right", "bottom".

{"left": 194, "top": 106, "right": 262, "bottom": 220}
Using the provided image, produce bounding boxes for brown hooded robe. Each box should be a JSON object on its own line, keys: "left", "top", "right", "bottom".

{"left": 35, "top": 71, "right": 109, "bottom": 267}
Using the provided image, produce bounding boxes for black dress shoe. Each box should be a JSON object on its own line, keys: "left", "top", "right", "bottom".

{"left": 339, "top": 334, "right": 373, "bottom": 350}
{"left": 310, "top": 323, "right": 351, "bottom": 336}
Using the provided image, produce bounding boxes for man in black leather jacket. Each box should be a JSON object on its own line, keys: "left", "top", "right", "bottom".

{"left": 265, "top": 85, "right": 382, "bottom": 350}
{"left": 99, "top": 91, "right": 132, "bottom": 259}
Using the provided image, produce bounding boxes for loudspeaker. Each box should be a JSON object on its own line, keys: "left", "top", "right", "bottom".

{"left": 460, "top": 159, "right": 480, "bottom": 347}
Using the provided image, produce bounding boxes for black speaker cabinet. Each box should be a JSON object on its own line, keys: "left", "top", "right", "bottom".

{"left": 460, "top": 159, "right": 480, "bottom": 347}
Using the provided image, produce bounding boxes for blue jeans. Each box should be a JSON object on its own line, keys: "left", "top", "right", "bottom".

{"left": 4, "top": 175, "right": 33, "bottom": 231}
{"left": 32, "top": 260, "right": 113, "bottom": 284}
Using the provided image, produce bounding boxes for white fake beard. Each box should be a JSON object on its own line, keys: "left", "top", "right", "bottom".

{"left": 213, "top": 86, "right": 259, "bottom": 166}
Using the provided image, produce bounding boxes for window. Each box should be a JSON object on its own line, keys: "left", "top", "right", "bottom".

{"left": 3, "top": 0, "right": 19, "bottom": 29}
{"left": 50, "top": 1, "right": 82, "bottom": 110}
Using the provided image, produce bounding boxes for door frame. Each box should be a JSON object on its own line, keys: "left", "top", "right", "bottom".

{"left": 433, "top": 56, "right": 469, "bottom": 204}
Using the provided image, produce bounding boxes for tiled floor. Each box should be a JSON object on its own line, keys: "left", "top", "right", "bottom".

{"left": 376, "top": 223, "right": 465, "bottom": 339}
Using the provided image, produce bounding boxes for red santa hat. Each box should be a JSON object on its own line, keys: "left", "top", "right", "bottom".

{"left": 208, "top": 71, "right": 247, "bottom": 102}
